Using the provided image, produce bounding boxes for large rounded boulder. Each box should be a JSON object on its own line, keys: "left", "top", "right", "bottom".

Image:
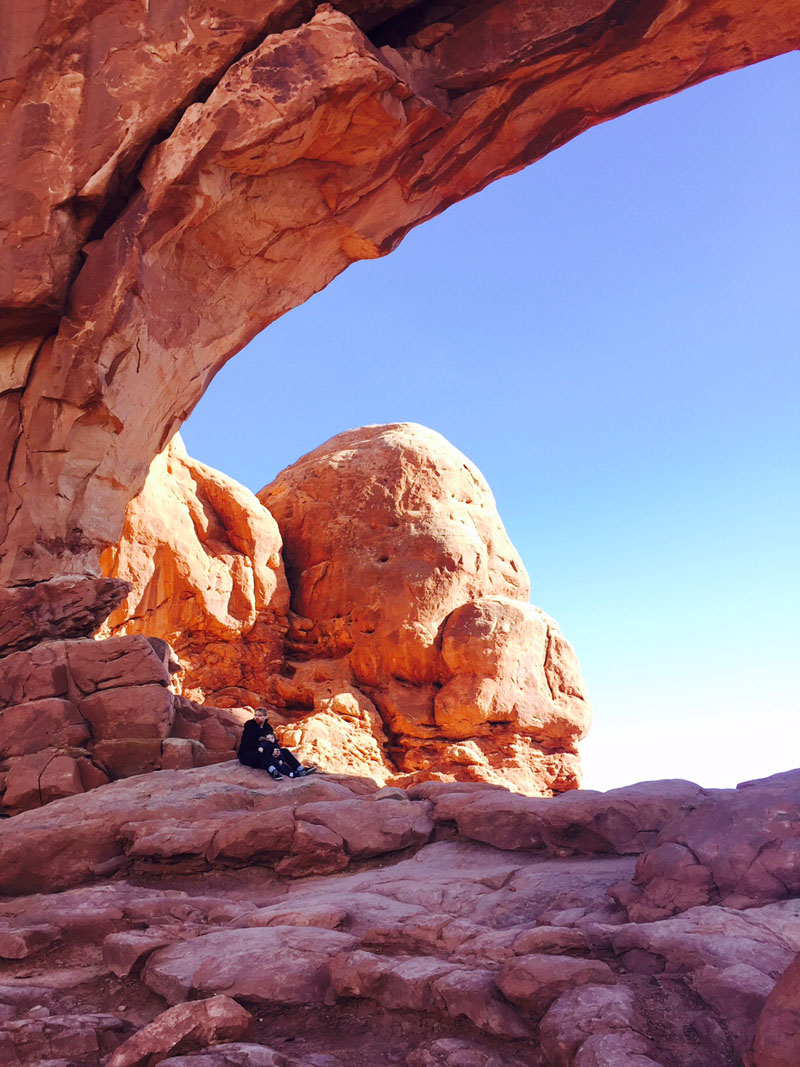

{"left": 259, "top": 423, "right": 591, "bottom": 792}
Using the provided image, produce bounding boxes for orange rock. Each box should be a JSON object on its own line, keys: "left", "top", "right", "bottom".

{"left": 260, "top": 423, "right": 591, "bottom": 792}
{"left": 268, "top": 656, "right": 394, "bottom": 784}
{"left": 437, "top": 597, "right": 589, "bottom": 746}
{"left": 93, "top": 424, "right": 588, "bottom": 792}
{"left": 260, "top": 424, "right": 529, "bottom": 682}
{"left": 100, "top": 435, "right": 290, "bottom": 706}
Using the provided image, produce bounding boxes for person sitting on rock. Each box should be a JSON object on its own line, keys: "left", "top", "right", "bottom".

{"left": 237, "top": 707, "right": 316, "bottom": 781}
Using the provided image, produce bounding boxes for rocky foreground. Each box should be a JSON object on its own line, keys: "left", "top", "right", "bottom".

{"left": 0, "top": 764, "right": 797, "bottom": 1066}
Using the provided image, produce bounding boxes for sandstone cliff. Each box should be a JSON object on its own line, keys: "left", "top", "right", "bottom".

{"left": 99, "top": 435, "right": 290, "bottom": 708}
{"left": 1, "top": 0, "right": 797, "bottom": 598}
{"left": 1, "top": 5, "right": 798, "bottom": 1062}
{"left": 97, "top": 423, "right": 590, "bottom": 794}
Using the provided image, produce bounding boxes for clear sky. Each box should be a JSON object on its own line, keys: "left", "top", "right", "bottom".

{"left": 183, "top": 52, "right": 800, "bottom": 793}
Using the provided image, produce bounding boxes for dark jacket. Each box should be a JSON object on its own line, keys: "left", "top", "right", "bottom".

{"left": 237, "top": 719, "right": 275, "bottom": 761}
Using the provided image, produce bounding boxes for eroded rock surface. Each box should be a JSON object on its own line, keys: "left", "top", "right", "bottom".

{"left": 100, "top": 435, "right": 290, "bottom": 707}
{"left": 257, "top": 423, "right": 590, "bottom": 792}
{"left": 1, "top": 0, "right": 798, "bottom": 592}
{"left": 99, "top": 423, "right": 589, "bottom": 793}
{"left": 0, "top": 634, "right": 247, "bottom": 814}
{"left": 0, "top": 766, "right": 797, "bottom": 1066}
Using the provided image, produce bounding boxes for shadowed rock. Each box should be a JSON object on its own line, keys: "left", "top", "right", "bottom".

{"left": 1, "top": 0, "right": 797, "bottom": 593}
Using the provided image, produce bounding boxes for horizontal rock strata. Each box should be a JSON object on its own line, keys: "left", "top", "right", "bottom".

{"left": 0, "top": 766, "right": 797, "bottom": 1065}
{"left": 0, "top": 634, "right": 247, "bottom": 814}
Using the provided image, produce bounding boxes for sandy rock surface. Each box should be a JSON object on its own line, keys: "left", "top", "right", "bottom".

{"left": 752, "top": 951, "right": 800, "bottom": 1067}
{"left": 95, "top": 423, "right": 590, "bottom": 794}
{"left": 2, "top": 2, "right": 800, "bottom": 1062}
{"left": 107, "top": 995, "right": 254, "bottom": 1067}
{"left": 0, "top": 765, "right": 797, "bottom": 1065}
{"left": 1, "top": 0, "right": 797, "bottom": 591}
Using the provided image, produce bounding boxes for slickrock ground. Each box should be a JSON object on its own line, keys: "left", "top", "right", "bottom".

{"left": 99, "top": 423, "right": 590, "bottom": 793}
{"left": 100, "top": 436, "right": 290, "bottom": 708}
{"left": 0, "top": 764, "right": 797, "bottom": 1066}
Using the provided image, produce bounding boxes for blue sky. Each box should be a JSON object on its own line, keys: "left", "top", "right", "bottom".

{"left": 183, "top": 52, "right": 799, "bottom": 792}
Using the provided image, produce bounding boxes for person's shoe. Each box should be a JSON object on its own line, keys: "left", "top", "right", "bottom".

{"left": 297, "top": 765, "right": 317, "bottom": 777}
{"left": 267, "top": 766, "right": 283, "bottom": 781}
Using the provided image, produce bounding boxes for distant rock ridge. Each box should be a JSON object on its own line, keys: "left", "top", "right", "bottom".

{"left": 99, "top": 423, "right": 591, "bottom": 794}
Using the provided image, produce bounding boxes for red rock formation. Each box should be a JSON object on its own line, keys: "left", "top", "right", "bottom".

{"left": 259, "top": 423, "right": 590, "bottom": 792}
{"left": 96, "top": 423, "right": 588, "bottom": 793}
{"left": 0, "top": 634, "right": 246, "bottom": 814}
{"left": 100, "top": 435, "right": 289, "bottom": 707}
{"left": 1, "top": 6, "right": 797, "bottom": 1061}
{"left": 107, "top": 996, "right": 255, "bottom": 1067}
{"left": 0, "top": 764, "right": 797, "bottom": 1065}
{"left": 1, "top": 0, "right": 798, "bottom": 597}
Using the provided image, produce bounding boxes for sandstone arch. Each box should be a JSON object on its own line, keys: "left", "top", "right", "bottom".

{"left": 1, "top": 0, "right": 798, "bottom": 611}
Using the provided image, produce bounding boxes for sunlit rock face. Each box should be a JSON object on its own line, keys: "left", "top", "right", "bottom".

{"left": 1, "top": 0, "right": 797, "bottom": 592}
{"left": 100, "top": 424, "right": 590, "bottom": 792}
{"left": 259, "top": 423, "right": 591, "bottom": 792}
{"left": 100, "top": 434, "right": 290, "bottom": 707}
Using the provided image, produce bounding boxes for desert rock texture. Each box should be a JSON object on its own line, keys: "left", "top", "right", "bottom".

{"left": 1, "top": 0, "right": 799, "bottom": 595}
{"left": 100, "top": 435, "right": 290, "bottom": 709}
{"left": 2, "top": 2, "right": 799, "bottom": 1064}
{"left": 260, "top": 424, "right": 590, "bottom": 791}
{"left": 0, "top": 632, "right": 251, "bottom": 814}
{"left": 98, "top": 423, "right": 590, "bottom": 792}
{"left": 0, "top": 765, "right": 798, "bottom": 1065}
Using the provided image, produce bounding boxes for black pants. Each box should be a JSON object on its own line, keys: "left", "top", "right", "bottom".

{"left": 239, "top": 747, "right": 301, "bottom": 775}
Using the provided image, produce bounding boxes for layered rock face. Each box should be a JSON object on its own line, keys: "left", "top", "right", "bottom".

{"left": 0, "top": 633, "right": 247, "bottom": 815}
{"left": 259, "top": 423, "right": 590, "bottom": 791}
{"left": 1, "top": 0, "right": 798, "bottom": 598}
{"left": 0, "top": 764, "right": 797, "bottom": 1066}
{"left": 100, "top": 435, "right": 290, "bottom": 707}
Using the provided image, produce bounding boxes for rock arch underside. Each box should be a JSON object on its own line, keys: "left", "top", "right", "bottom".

{"left": 1, "top": 3, "right": 799, "bottom": 1067}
